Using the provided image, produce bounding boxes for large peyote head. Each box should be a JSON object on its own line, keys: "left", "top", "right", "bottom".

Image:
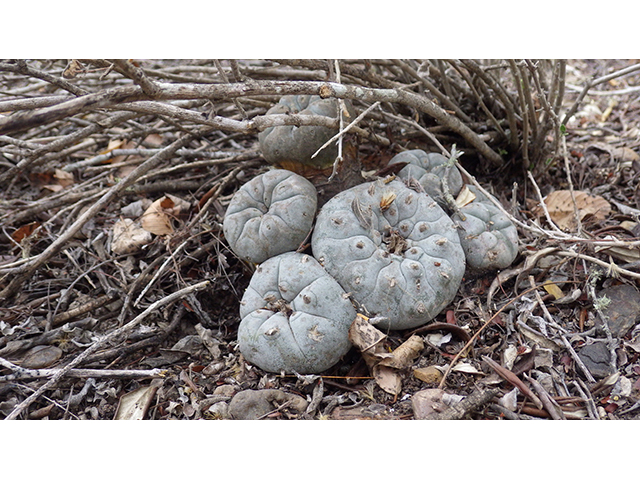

{"left": 238, "top": 252, "right": 356, "bottom": 374}
{"left": 311, "top": 179, "right": 466, "bottom": 330}
{"left": 223, "top": 169, "right": 318, "bottom": 264}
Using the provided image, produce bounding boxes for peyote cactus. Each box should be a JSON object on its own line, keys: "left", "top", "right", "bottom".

{"left": 225, "top": 146, "right": 519, "bottom": 373}
{"left": 237, "top": 252, "right": 356, "bottom": 374}
{"left": 311, "top": 179, "right": 466, "bottom": 330}
{"left": 450, "top": 185, "right": 519, "bottom": 271}
{"left": 258, "top": 95, "right": 355, "bottom": 172}
{"left": 390, "top": 149, "right": 519, "bottom": 271}
{"left": 222, "top": 169, "right": 317, "bottom": 264}
{"left": 388, "top": 150, "right": 463, "bottom": 208}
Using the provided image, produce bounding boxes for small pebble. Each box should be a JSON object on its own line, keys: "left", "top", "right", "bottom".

{"left": 578, "top": 342, "right": 614, "bottom": 379}
{"left": 599, "top": 284, "right": 640, "bottom": 338}
{"left": 21, "top": 345, "right": 63, "bottom": 369}
{"left": 414, "top": 365, "right": 443, "bottom": 384}
{"left": 213, "top": 384, "right": 237, "bottom": 397}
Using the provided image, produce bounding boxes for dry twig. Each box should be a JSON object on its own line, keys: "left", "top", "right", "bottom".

{"left": 4, "top": 280, "right": 210, "bottom": 420}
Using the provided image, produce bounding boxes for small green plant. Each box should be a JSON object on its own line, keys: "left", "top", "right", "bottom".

{"left": 593, "top": 295, "right": 611, "bottom": 320}
{"left": 593, "top": 294, "right": 611, "bottom": 314}
{"left": 589, "top": 268, "right": 604, "bottom": 286}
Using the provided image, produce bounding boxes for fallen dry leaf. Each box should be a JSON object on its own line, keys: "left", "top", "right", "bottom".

{"left": 121, "top": 198, "right": 153, "bottom": 218}
{"left": 517, "top": 321, "right": 563, "bottom": 352}
{"left": 374, "top": 364, "right": 402, "bottom": 395}
{"left": 95, "top": 139, "right": 146, "bottom": 178}
{"left": 111, "top": 218, "right": 153, "bottom": 254}
{"left": 116, "top": 163, "right": 140, "bottom": 179}
{"left": 100, "top": 138, "right": 126, "bottom": 155}
{"left": 114, "top": 382, "right": 160, "bottom": 420}
{"left": 543, "top": 281, "right": 565, "bottom": 300}
{"left": 595, "top": 234, "right": 640, "bottom": 263}
{"left": 143, "top": 133, "right": 164, "bottom": 147}
{"left": 619, "top": 220, "right": 638, "bottom": 233}
{"left": 54, "top": 169, "right": 74, "bottom": 188}
{"left": 378, "top": 334, "right": 423, "bottom": 370}
{"left": 600, "top": 99, "right": 617, "bottom": 123}
{"left": 450, "top": 362, "right": 482, "bottom": 374}
{"left": 40, "top": 169, "right": 75, "bottom": 193}
{"left": 28, "top": 172, "right": 54, "bottom": 187}
{"left": 62, "top": 59, "right": 85, "bottom": 79}
{"left": 455, "top": 184, "right": 476, "bottom": 208}
{"left": 349, "top": 315, "right": 423, "bottom": 395}
{"left": 499, "top": 387, "right": 520, "bottom": 411}
{"left": 41, "top": 184, "right": 64, "bottom": 193}
{"left": 348, "top": 313, "right": 387, "bottom": 353}
{"left": 612, "top": 146, "right": 640, "bottom": 163}
{"left": 11, "top": 222, "right": 40, "bottom": 243}
{"left": 482, "top": 355, "right": 543, "bottom": 409}
{"left": 21, "top": 345, "right": 63, "bottom": 369}
{"left": 141, "top": 194, "right": 191, "bottom": 236}
{"left": 543, "top": 190, "right": 611, "bottom": 231}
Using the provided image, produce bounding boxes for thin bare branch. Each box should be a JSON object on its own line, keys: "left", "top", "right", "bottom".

{"left": 4, "top": 280, "right": 210, "bottom": 420}
{"left": 0, "top": 79, "right": 504, "bottom": 166}
{"left": 0, "top": 129, "right": 211, "bottom": 299}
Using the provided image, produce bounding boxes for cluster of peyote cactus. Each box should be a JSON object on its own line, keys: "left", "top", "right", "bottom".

{"left": 223, "top": 97, "right": 519, "bottom": 374}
